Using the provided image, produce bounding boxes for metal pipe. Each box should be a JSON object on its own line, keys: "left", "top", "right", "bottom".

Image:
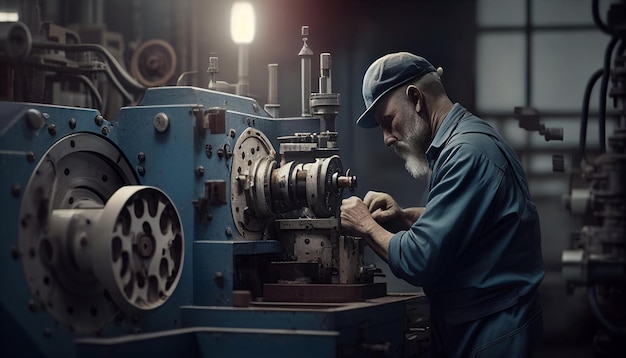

{"left": 265, "top": 63, "right": 280, "bottom": 117}
{"left": 237, "top": 44, "right": 249, "bottom": 96}
{"left": 268, "top": 63, "right": 278, "bottom": 104}
{"left": 299, "top": 26, "right": 313, "bottom": 116}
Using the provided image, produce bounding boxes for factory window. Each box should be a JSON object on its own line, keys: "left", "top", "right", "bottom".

{"left": 475, "top": 0, "right": 614, "bottom": 199}
{"left": 0, "top": 12, "right": 18, "bottom": 21}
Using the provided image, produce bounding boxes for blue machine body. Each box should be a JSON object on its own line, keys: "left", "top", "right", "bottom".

{"left": 0, "top": 86, "right": 425, "bottom": 358}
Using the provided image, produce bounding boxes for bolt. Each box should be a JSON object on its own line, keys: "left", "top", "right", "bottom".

{"left": 137, "top": 166, "right": 145, "bottom": 176}
{"left": 252, "top": 103, "right": 259, "bottom": 113}
{"left": 131, "top": 315, "right": 140, "bottom": 324}
{"left": 229, "top": 129, "right": 236, "bottom": 138}
{"left": 137, "top": 152, "right": 146, "bottom": 162}
{"left": 153, "top": 112, "right": 170, "bottom": 132}
{"left": 304, "top": 238, "right": 310, "bottom": 244}
{"left": 26, "top": 152, "right": 35, "bottom": 163}
{"left": 214, "top": 272, "right": 225, "bottom": 288}
{"left": 225, "top": 227, "right": 232, "bottom": 237}
{"left": 94, "top": 114, "right": 104, "bottom": 126}
{"left": 195, "top": 166, "right": 204, "bottom": 176}
{"left": 206, "top": 213, "right": 213, "bottom": 221}
{"left": 80, "top": 236, "right": 88, "bottom": 247}
{"left": 11, "top": 184, "right": 20, "bottom": 197}
{"left": 47, "top": 124, "right": 57, "bottom": 135}
{"left": 101, "top": 126, "right": 110, "bottom": 136}
{"left": 25, "top": 108, "right": 45, "bottom": 129}
{"left": 68, "top": 118, "right": 76, "bottom": 129}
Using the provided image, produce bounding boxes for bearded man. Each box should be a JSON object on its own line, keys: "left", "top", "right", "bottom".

{"left": 340, "top": 52, "right": 544, "bottom": 358}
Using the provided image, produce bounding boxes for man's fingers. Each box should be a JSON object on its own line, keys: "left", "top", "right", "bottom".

{"left": 362, "top": 191, "right": 383, "bottom": 206}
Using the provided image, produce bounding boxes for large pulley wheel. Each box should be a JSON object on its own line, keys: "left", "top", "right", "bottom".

{"left": 92, "top": 186, "right": 184, "bottom": 313}
{"left": 18, "top": 133, "right": 184, "bottom": 333}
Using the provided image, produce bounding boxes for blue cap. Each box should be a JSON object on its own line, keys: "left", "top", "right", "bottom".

{"left": 356, "top": 52, "right": 436, "bottom": 128}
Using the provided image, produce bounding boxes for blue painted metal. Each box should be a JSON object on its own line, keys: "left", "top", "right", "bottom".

{"left": 0, "top": 102, "right": 119, "bottom": 358}
{"left": 75, "top": 326, "right": 338, "bottom": 358}
{"left": 179, "top": 295, "right": 415, "bottom": 357}
{"left": 0, "top": 87, "right": 419, "bottom": 358}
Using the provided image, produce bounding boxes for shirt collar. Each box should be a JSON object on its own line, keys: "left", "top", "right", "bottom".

{"left": 425, "top": 103, "right": 467, "bottom": 168}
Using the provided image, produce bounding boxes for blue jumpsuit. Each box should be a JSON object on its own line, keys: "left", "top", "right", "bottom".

{"left": 387, "top": 104, "right": 544, "bottom": 357}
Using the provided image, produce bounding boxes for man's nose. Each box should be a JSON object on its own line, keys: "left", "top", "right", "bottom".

{"left": 383, "top": 132, "right": 397, "bottom": 147}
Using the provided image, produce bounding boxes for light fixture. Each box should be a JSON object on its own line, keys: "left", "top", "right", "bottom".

{"left": 230, "top": 2, "right": 255, "bottom": 45}
{"left": 230, "top": 2, "right": 256, "bottom": 96}
{"left": 0, "top": 12, "right": 19, "bottom": 22}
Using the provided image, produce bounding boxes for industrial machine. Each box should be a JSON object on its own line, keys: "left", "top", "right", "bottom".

{"left": 561, "top": 0, "right": 626, "bottom": 355}
{"left": 0, "top": 5, "right": 428, "bottom": 358}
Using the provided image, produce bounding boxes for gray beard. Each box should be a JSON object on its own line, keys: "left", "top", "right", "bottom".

{"left": 393, "top": 116, "right": 431, "bottom": 178}
{"left": 395, "top": 142, "right": 430, "bottom": 178}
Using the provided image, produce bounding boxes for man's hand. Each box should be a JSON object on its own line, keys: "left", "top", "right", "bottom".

{"left": 340, "top": 196, "right": 378, "bottom": 236}
{"left": 363, "top": 191, "right": 403, "bottom": 224}
{"left": 340, "top": 195, "right": 393, "bottom": 262}
{"left": 363, "top": 191, "right": 424, "bottom": 231}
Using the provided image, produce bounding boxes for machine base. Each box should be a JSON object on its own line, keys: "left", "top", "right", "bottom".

{"left": 263, "top": 282, "right": 387, "bottom": 303}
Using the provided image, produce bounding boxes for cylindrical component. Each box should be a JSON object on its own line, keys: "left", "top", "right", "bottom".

{"left": 0, "top": 22, "right": 32, "bottom": 59}
{"left": 47, "top": 186, "right": 184, "bottom": 314}
{"left": 299, "top": 26, "right": 313, "bottom": 116}
{"left": 207, "top": 56, "right": 219, "bottom": 89}
{"left": 265, "top": 63, "right": 281, "bottom": 117}
{"left": 237, "top": 44, "right": 249, "bottom": 96}
{"left": 319, "top": 53, "right": 331, "bottom": 94}
{"left": 267, "top": 63, "right": 279, "bottom": 104}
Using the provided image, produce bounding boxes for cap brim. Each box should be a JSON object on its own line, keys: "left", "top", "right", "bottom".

{"left": 355, "top": 99, "right": 381, "bottom": 128}
{"left": 355, "top": 85, "right": 395, "bottom": 128}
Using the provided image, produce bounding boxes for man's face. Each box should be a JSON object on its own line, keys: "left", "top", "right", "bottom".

{"left": 375, "top": 89, "right": 432, "bottom": 178}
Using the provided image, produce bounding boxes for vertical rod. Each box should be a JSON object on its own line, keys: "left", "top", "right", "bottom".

{"left": 237, "top": 44, "right": 249, "bottom": 96}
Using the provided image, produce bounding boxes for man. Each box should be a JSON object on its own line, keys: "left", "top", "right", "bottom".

{"left": 340, "top": 52, "right": 544, "bottom": 357}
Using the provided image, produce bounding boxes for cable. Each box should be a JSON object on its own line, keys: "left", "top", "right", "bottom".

{"left": 587, "top": 286, "right": 626, "bottom": 335}
{"left": 22, "top": 58, "right": 135, "bottom": 104}
{"left": 592, "top": 0, "right": 612, "bottom": 35}
{"left": 30, "top": 42, "right": 146, "bottom": 95}
{"left": 580, "top": 69, "right": 603, "bottom": 163}
{"left": 46, "top": 74, "right": 103, "bottom": 111}
{"left": 599, "top": 36, "right": 618, "bottom": 153}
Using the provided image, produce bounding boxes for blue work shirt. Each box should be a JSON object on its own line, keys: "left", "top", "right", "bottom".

{"left": 387, "top": 104, "right": 544, "bottom": 357}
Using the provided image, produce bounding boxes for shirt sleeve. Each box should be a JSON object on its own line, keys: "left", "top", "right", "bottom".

{"left": 387, "top": 141, "right": 505, "bottom": 288}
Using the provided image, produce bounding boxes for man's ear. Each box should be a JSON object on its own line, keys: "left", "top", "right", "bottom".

{"left": 405, "top": 85, "right": 421, "bottom": 113}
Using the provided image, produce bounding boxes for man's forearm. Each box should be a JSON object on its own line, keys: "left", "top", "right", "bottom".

{"left": 365, "top": 225, "right": 394, "bottom": 262}
{"left": 402, "top": 207, "right": 425, "bottom": 227}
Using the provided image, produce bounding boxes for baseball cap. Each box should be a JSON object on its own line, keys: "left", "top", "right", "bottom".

{"left": 356, "top": 52, "right": 436, "bottom": 128}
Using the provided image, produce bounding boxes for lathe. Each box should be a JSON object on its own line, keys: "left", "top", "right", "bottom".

{"left": 0, "top": 14, "right": 428, "bottom": 358}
